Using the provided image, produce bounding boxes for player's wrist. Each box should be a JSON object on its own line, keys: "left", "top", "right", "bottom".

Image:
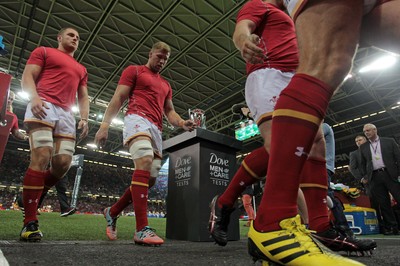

{"left": 178, "top": 120, "right": 185, "bottom": 128}
{"left": 100, "top": 121, "right": 111, "bottom": 128}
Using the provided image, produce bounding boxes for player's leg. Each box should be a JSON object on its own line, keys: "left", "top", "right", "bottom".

{"left": 209, "top": 122, "right": 269, "bottom": 246}
{"left": 209, "top": 68, "right": 281, "bottom": 245}
{"left": 361, "top": 0, "right": 400, "bottom": 54}
{"left": 301, "top": 127, "right": 377, "bottom": 254}
{"left": 40, "top": 106, "right": 76, "bottom": 207}
{"left": 129, "top": 136, "right": 164, "bottom": 246}
{"left": 249, "top": 1, "right": 365, "bottom": 265}
{"left": 20, "top": 122, "right": 53, "bottom": 242}
{"left": 255, "top": 0, "right": 363, "bottom": 231}
{"left": 242, "top": 193, "right": 255, "bottom": 226}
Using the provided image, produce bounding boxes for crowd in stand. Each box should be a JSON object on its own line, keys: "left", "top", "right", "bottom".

{"left": 0, "top": 149, "right": 360, "bottom": 216}
{"left": 0, "top": 149, "right": 167, "bottom": 215}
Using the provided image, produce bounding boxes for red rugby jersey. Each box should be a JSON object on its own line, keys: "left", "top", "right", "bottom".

{"left": 237, "top": 0, "right": 299, "bottom": 74}
{"left": 118, "top": 65, "right": 172, "bottom": 131}
{"left": 26, "top": 47, "right": 88, "bottom": 110}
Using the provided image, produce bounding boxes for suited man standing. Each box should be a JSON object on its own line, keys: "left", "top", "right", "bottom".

{"left": 349, "top": 135, "right": 367, "bottom": 182}
{"left": 360, "top": 123, "right": 400, "bottom": 235}
{"left": 349, "top": 134, "right": 384, "bottom": 232}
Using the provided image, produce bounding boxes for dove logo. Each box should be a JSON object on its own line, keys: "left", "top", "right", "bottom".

{"left": 174, "top": 155, "right": 192, "bottom": 187}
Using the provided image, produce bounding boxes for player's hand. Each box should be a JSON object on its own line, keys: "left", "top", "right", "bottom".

{"left": 94, "top": 123, "right": 109, "bottom": 149}
{"left": 77, "top": 119, "right": 89, "bottom": 139}
{"left": 239, "top": 34, "right": 265, "bottom": 64}
{"left": 30, "top": 96, "right": 49, "bottom": 119}
{"left": 182, "top": 120, "right": 196, "bottom": 132}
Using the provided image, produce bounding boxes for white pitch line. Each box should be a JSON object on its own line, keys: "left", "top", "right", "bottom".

{"left": 0, "top": 249, "right": 9, "bottom": 266}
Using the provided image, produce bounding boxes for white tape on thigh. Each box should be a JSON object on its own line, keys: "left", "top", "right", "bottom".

{"left": 55, "top": 140, "right": 75, "bottom": 156}
{"left": 31, "top": 130, "right": 53, "bottom": 149}
{"left": 129, "top": 140, "right": 154, "bottom": 160}
{"left": 151, "top": 159, "right": 162, "bottom": 177}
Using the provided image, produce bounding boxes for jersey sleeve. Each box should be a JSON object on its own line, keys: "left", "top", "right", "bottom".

{"left": 237, "top": 0, "right": 265, "bottom": 26}
{"left": 26, "top": 47, "right": 46, "bottom": 68}
{"left": 79, "top": 67, "right": 88, "bottom": 88}
{"left": 118, "top": 65, "right": 137, "bottom": 88}
{"left": 166, "top": 82, "right": 172, "bottom": 100}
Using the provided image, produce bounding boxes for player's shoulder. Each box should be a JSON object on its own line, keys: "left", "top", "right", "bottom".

{"left": 124, "top": 64, "right": 145, "bottom": 73}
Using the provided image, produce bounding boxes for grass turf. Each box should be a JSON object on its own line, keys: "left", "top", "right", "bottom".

{"left": 0, "top": 210, "right": 250, "bottom": 241}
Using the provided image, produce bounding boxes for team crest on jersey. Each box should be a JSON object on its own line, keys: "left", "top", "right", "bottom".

{"left": 269, "top": 96, "right": 279, "bottom": 106}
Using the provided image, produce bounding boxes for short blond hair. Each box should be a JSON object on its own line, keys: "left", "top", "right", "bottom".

{"left": 58, "top": 27, "right": 79, "bottom": 36}
{"left": 151, "top": 41, "right": 171, "bottom": 53}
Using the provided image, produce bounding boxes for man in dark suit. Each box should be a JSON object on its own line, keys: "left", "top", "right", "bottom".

{"left": 349, "top": 134, "right": 384, "bottom": 231}
{"left": 349, "top": 135, "right": 367, "bottom": 182}
{"left": 360, "top": 123, "right": 400, "bottom": 235}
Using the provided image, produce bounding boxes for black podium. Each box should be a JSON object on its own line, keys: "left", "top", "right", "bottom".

{"left": 163, "top": 128, "right": 242, "bottom": 242}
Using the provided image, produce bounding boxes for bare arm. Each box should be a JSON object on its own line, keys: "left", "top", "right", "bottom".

{"left": 164, "top": 99, "right": 196, "bottom": 131}
{"left": 232, "top": 19, "right": 264, "bottom": 64}
{"left": 77, "top": 85, "right": 90, "bottom": 139}
{"left": 94, "top": 84, "right": 131, "bottom": 148}
{"left": 21, "top": 64, "right": 49, "bottom": 119}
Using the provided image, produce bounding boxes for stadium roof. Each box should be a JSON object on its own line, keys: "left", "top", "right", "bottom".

{"left": 2, "top": 0, "right": 400, "bottom": 167}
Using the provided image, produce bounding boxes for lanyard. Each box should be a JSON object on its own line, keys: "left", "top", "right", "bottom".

{"left": 370, "top": 141, "right": 379, "bottom": 155}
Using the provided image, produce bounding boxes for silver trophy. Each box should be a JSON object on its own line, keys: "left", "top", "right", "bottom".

{"left": 188, "top": 108, "right": 206, "bottom": 129}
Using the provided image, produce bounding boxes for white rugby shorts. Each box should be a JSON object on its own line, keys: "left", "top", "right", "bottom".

{"left": 123, "top": 114, "right": 163, "bottom": 157}
{"left": 245, "top": 68, "right": 294, "bottom": 125}
{"left": 24, "top": 100, "right": 76, "bottom": 139}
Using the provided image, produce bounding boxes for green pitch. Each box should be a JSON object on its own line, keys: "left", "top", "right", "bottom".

{"left": 0, "top": 210, "right": 250, "bottom": 240}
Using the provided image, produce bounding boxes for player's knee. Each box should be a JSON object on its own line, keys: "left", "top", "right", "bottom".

{"left": 150, "top": 159, "right": 162, "bottom": 177}
{"left": 51, "top": 156, "right": 72, "bottom": 178}
{"left": 30, "top": 152, "right": 52, "bottom": 170}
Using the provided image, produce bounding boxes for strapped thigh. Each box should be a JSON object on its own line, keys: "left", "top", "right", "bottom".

{"left": 30, "top": 129, "right": 53, "bottom": 149}
{"left": 53, "top": 138, "right": 75, "bottom": 156}
{"left": 129, "top": 139, "right": 154, "bottom": 160}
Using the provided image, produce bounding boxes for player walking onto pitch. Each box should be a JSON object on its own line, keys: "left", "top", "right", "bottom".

{"left": 95, "top": 41, "right": 195, "bottom": 246}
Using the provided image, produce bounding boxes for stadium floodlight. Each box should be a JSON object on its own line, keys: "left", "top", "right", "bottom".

{"left": 17, "top": 91, "right": 30, "bottom": 100}
{"left": 359, "top": 55, "right": 397, "bottom": 73}
{"left": 118, "top": 150, "right": 130, "bottom": 156}
{"left": 71, "top": 106, "right": 79, "bottom": 113}
{"left": 86, "top": 143, "right": 97, "bottom": 149}
{"left": 112, "top": 118, "right": 124, "bottom": 125}
{"left": 343, "top": 73, "right": 352, "bottom": 82}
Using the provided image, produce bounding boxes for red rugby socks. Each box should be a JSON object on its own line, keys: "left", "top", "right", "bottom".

{"left": 300, "top": 158, "right": 331, "bottom": 233}
{"left": 254, "top": 74, "right": 333, "bottom": 231}
{"left": 110, "top": 187, "right": 132, "bottom": 217}
{"left": 23, "top": 168, "right": 45, "bottom": 225}
{"left": 131, "top": 169, "right": 150, "bottom": 231}
{"left": 218, "top": 146, "right": 268, "bottom": 208}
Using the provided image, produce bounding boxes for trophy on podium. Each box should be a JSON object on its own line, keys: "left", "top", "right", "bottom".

{"left": 188, "top": 108, "right": 206, "bottom": 129}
